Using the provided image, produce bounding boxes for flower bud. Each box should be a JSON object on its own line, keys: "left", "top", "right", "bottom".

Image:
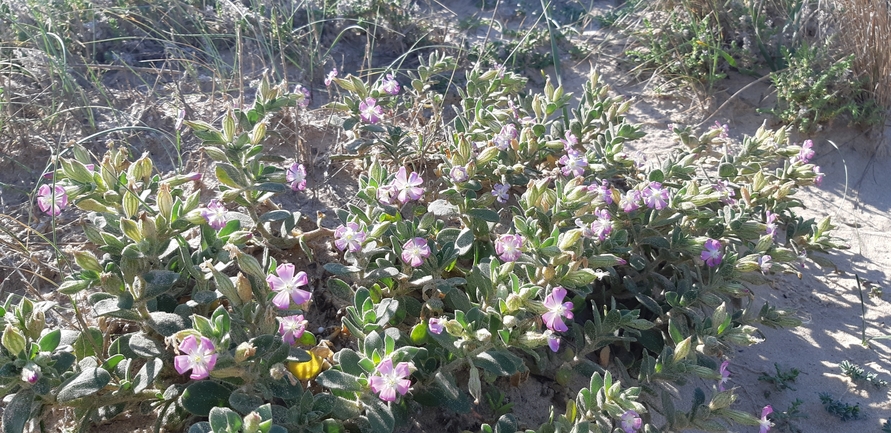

{"left": 2, "top": 324, "right": 26, "bottom": 356}
{"left": 235, "top": 272, "right": 253, "bottom": 304}
{"left": 505, "top": 294, "right": 523, "bottom": 312}
{"left": 25, "top": 310, "right": 45, "bottom": 340}
{"left": 100, "top": 272, "right": 124, "bottom": 294}
{"left": 157, "top": 183, "right": 173, "bottom": 219}
{"left": 73, "top": 250, "right": 103, "bottom": 273}
{"left": 243, "top": 412, "right": 262, "bottom": 433}
{"left": 719, "top": 409, "right": 760, "bottom": 425}
{"left": 708, "top": 391, "right": 737, "bottom": 411}
{"left": 558, "top": 229, "right": 583, "bottom": 251}
{"left": 477, "top": 146, "right": 500, "bottom": 165}
{"left": 235, "top": 342, "right": 256, "bottom": 363}
{"left": 227, "top": 231, "right": 254, "bottom": 246}
{"left": 443, "top": 320, "right": 465, "bottom": 336}
{"left": 269, "top": 363, "right": 287, "bottom": 380}
{"left": 502, "top": 315, "right": 517, "bottom": 328}
{"left": 21, "top": 362, "right": 41, "bottom": 384}
{"left": 475, "top": 329, "right": 492, "bottom": 342}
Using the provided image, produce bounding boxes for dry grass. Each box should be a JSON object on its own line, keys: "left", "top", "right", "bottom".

{"left": 837, "top": 0, "right": 891, "bottom": 113}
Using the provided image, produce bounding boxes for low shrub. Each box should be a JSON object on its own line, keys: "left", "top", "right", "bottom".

{"left": 1, "top": 54, "right": 841, "bottom": 433}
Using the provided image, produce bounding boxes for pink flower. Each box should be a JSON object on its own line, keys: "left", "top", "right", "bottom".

{"left": 795, "top": 140, "right": 814, "bottom": 164}
{"left": 576, "top": 218, "right": 595, "bottom": 238}
{"left": 334, "top": 222, "right": 366, "bottom": 253}
{"left": 392, "top": 167, "right": 424, "bottom": 203}
{"left": 642, "top": 182, "right": 669, "bottom": 210}
{"left": 701, "top": 238, "right": 723, "bottom": 267}
{"left": 401, "top": 237, "right": 430, "bottom": 267}
{"left": 759, "top": 255, "right": 772, "bottom": 274}
{"left": 174, "top": 335, "right": 218, "bottom": 380}
{"left": 560, "top": 131, "right": 578, "bottom": 150}
{"left": 542, "top": 287, "right": 573, "bottom": 332}
{"left": 719, "top": 360, "right": 730, "bottom": 391}
{"left": 359, "top": 97, "right": 383, "bottom": 124}
{"left": 620, "top": 189, "right": 641, "bottom": 213}
{"left": 295, "top": 84, "right": 311, "bottom": 107}
{"left": 715, "top": 121, "right": 730, "bottom": 139}
{"left": 266, "top": 264, "right": 311, "bottom": 309}
{"left": 598, "top": 180, "right": 614, "bottom": 205}
{"left": 428, "top": 317, "right": 444, "bottom": 335}
{"left": 380, "top": 74, "right": 400, "bottom": 95}
{"left": 324, "top": 67, "right": 338, "bottom": 86}
{"left": 494, "top": 124, "right": 517, "bottom": 150}
{"left": 201, "top": 199, "right": 227, "bottom": 230}
{"left": 714, "top": 180, "right": 737, "bottom": 205}
{"left": 287, "top": 163, "right": 307, "bottom": 191}
{"left": 759, "top": 405, "right": 773, "bottom": 433}
{"left": 450, "top": 166, "right": 469, "bottom": 183}
{"left": 492, "top": 183, "right": 510, "bottom": 203}
{"left": 558, "top": 149, "right": 587, "bottom": 177}
{"left": 590, "top": 208, "right": 612, "bottom": 241}
{"left": 765, "top": 211, "right": 778, "bottom": 240}
{"left": 814, "top": 166, "right": 824, "bottom": 186}
{"left": 37, "top": 185, "right": 68, "bottom": 216}
{"left": 369, "top": 359, "right": 412, "bottom": 402}
{"left": 495, "top": 234, "right": 524, "bottom": 262}
{"left": 546, "top": 331, "right": 560, "bottom": 352}
{"left": 620, "top": 410, "right": 642, "bottom": 433}
{"left": 21, "top": 362, "right": 40, "bottom": 384}
{"left": 377, "top": 185, "right": 397, "bottom": 205}
{"left": 279, "top": 314, "right": 308, "bottom": 345}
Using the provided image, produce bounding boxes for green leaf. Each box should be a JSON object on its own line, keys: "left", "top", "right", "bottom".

{"left": 181, "top": 381, "right": 232, "bottom": 416}
{"left": 474, "top": 350, "right": 527, "bottom": 376}
{"left": 128, "top": 333, "right": 166, "bottom": 358}
{"left": 455, "top": 227, "right": 474, "bottom": 255}
{"left": 133, "top": 358, "right": 163, "bottom": 393}
{"left": 39, "top": 329, "right": 61, "bottom": 352}
{"left": 73, "top": 327, "right": 103, "bottom": 360}
{"left": 147, "top": 312, "right": 189, "bottom": 337}
{"left": 324, "top": 263, "right": 361, "bottom": 276}
{"left": 209, "top": 407, "right": 242, "bottom": 433}
{"left": 142, "top": 270, "right": 180, "bottom": 301}
{"left": 216, "top": 163, "right": 248, "bottom": 188}
{"left": 326, "top": 278, "right": 353, "bottom": 301}
{"left": 468, "top": 209, "right": 499, "bottom": 222}
{"left": 316, "top": 370, "right": 364, "bottom": 392}
{"left": 365, "top": 397, "right": 395, "bottom": 433}
{"left": 3, "top": 388, "right": 34, "bottom": 433}
{"left": 229, "top": 391, "right": 265, "bottom": 415}
{"left": 57, "top": 367, "right": 111, "bottom": 402}
{"left": 188, "top": 422, "right": 213, "bottom": 433}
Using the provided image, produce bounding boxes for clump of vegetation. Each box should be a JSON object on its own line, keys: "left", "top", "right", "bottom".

{"left": 819, "top": 393, "right": 862, "bottom": 421}
{"left": 758, "top": 363, "right": 800, "bottom": 391}
{"left": 840, "top": 360, "right": 889, "bottom": 389}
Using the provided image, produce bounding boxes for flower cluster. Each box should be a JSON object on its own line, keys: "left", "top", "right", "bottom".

{"left": 359, "top": 97, "right": 383, "bottom": 124}
{"left": 493, "top": 124, "right": 517, "bottom": 150}
{"left": 369, "top": 359, "right": 412, "bottom": 402}
{"left": 492, "top": 183, "right": 510, "bottom": 203}
{"left": 495, "top": 234, "right": 524, "bottom": 262}
{"left": 380, "top": 74, "right": 400, "bottom": 95}
{"left": 642, "top": 182, "right": 669, "bottom": 210}
{"left": 174, "top": 336, "right": 218, "bottom": 380}
{"left": 267, "top": 263, "right": 311, "bottom": 309}
{"left": 401, "top": 237, "right": 431, "bottom": 267}
{"left": 334, "top": 223, "right": 367, "bottom": 253}
{"left": 379, "top": 167, "right": 425, "bottom": 205}
{"left": 279, "top": 314, "right": 308, "bottom": 346}
{"left": 37, "top": 185, "right": 68, "bottom": 216}
{"left": 201, "top": 199, "right": 227, "bottom": 230}
{"left": 287, "top": 163, "right": 307, "bottom": 191}
{"left": 701, "top": 238, "right": 723, "bottom": 267}
{"left": 558, "top": 149, "right": 587, "bottom": 177}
